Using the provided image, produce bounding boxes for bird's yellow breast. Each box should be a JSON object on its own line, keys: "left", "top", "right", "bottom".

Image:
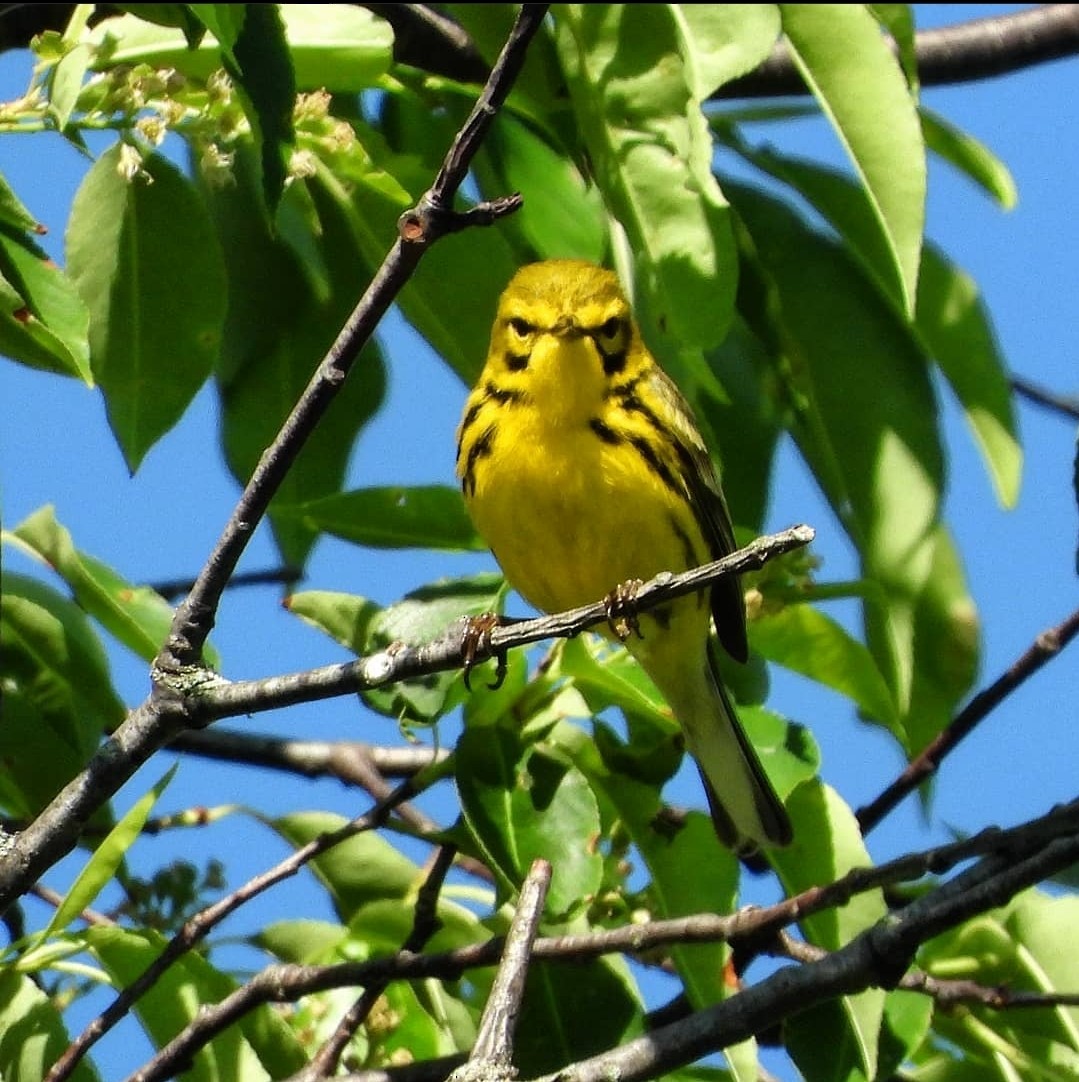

{"left": 465, "top": 395, "right": 706, "bottom": 619}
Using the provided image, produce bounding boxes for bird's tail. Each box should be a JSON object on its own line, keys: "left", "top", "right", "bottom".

{"left": 675, "top": 648, "right": 792, "bottom": 855}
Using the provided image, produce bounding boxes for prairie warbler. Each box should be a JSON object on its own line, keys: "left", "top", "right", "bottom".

{"left": 456, "top": 259, "right": 791, "bottom": 853}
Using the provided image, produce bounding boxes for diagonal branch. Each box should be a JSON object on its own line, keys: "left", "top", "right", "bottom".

{"left": 0, "top": 3, "right": 549, "bottom": 922}
{"left": 856, "top": 604, "right": 1079, "bottom": 834}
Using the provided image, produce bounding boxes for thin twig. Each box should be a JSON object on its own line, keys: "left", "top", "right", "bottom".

{"left": 1012, "top": 375, "right": 1079, "bottom": 422}
{"left": 856, "top": 605, "right": 1079, "bottom": 834}
{"left": 301, "top": 845, "right": 459, "bottom": 1080}
{"left": 149, "top": 566, "right": 304, "bottom": 602}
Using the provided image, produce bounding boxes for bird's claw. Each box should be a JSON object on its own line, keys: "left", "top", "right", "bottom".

{"left": 604, "top": 578, "right": 645, "bottom": 642}
{"left": 461, "top": 612, "right": 507, "bottom": 691}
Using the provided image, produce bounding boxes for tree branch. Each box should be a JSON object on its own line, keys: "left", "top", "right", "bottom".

{"left": 856, "top": 604, "right": 1079, "bottom": 834}
{"left": 1012, "top": 374, "right": 1079, "bottom": 422}
{"left": 181, "top": 525, "right": 816, "bottom": 725}
{"left": 450, "top": 859, "right": 551, "bottom": 1082}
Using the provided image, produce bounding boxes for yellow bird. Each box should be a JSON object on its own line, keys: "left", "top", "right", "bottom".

{"left": 456, "top": 259, "right": 791, "bottom": 854}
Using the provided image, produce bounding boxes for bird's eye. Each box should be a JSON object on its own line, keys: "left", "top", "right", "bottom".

{"left": 598, "top": 317, "right": 623, "bottom": 343}
{"left": 507, "top": 317, "right": 533, "bottom": 338}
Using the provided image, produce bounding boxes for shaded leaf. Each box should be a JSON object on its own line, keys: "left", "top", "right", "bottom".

{"left": 66, "top": 144, "right": 227, "bottom": 471}
{"left": 206, "top": 148, "right": 386, "bottom": 566}
{"left": 278, "top": 485, "right": 483, "bottom": 552}
{"left": 515, "top": 956, "right": 644, "bottom": 1076}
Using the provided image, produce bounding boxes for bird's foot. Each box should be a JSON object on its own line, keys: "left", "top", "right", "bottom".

{"left": 461, "top": 612, "right": 508, "bottom": 691}
{"left": 604, "top": 578, "right": 645, "bottom": 642}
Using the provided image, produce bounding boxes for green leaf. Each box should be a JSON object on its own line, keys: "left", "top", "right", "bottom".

{"left": 702, "top": 318, "right": 784, "bottom": 532}
{"left": 0, "top": 218, "right": 91, "bottom": 382}
{"left": 0, "top": 170, "right": 45, "bottom": 234}
{"left": 39, "top": 765, "right": 176, "bottom": 942}
{"left": 10, "top": 506, "right": 182, "bottom": 663}
{"left": 554, "top": 4, "right": 738, "bottom": 348}
{"left": 88, "top": 6, "right": 394, "bottom": 92}
{"left": 284, "top": 590, "right": 382, "bottom": 654}
{"left": 456, "top": 723, "right": 603, "bottom": 917}
{"left": 774, "top": 781, "right": 888, "bottom": 1081}
{"left": 920, "top": 107, "right": 1018, "bottom": 209}
{"left": 515, "top": 955, "right": 644, "bottom": 1076}
{"left": 916, "top": 244, "right": 1021, "bottom": 509}
{"left": 207, "top": 151, "right": 386, "bottom": 567}
{"left": 267, "top": 812, "right": 422, "bottom": 923}
{"left": 751, "top": 602, "right": 900, "bottom": 733}
{"left": 473, "top": 114, "right": 608, "bottom": 265}
{"left": 904, "top": 525, "right": 979, "bottom": 760}
{"left": 731, "top": 181, "right": 944, "bottom": 716}
{"left": 0, "top": 572, "right": 124, "bottom": 817}
{"left": 66, "top": 144, "right": 227, "bottom": 471}
{"left": 0, "top": 969, "right": 101, "bottom": 1082}
{"left": 780, "top": 3, "right": 925, "bottom": 315}
{"left": 278, "top": 485, "right": 483, "bottom": 551}
{"left": 218, "top": 4, "right": 295, "bottom": 212}
{"left": 675, "top": 4, "right": 782, "bottom": 97}
{"left": 87, "top": 925, "right": 307, "bottom": 1080}
{"left": 257, "top": 918, "right": 349, "bottom": 965}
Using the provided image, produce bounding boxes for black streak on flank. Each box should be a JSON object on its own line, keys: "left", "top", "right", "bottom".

{"left": 589, "top": 417, "right": 623, "bottom": 445}
{"left": 462, "top": 423, "right": 496, "bottom": 497}
{"left": 629, "top": 433, "right": 681, "bottom": 498}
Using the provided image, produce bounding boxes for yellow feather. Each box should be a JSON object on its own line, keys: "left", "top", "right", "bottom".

{"left": 457, "top": 259, "right": 791, "bottom": 853}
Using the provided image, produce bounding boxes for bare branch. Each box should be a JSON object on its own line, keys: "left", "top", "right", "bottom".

{"left": 183, "top": 526, "right": 816, "bottom": 725}
{"left": 1012, "top": 375, "right": 1079, "bottom": 422}
{"left": 856, "top": 605, "right": 1079, "bottom": 834}
{"left": 455, "top": 859, "right": 551, "bottom": 1077}
{"left": 301, "top": 845, "right": 460, "bottom": 1080}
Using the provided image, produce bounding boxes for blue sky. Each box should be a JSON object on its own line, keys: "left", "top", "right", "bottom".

{"left": 1, "top": 5, "right": 1077, "bottom": 1077}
